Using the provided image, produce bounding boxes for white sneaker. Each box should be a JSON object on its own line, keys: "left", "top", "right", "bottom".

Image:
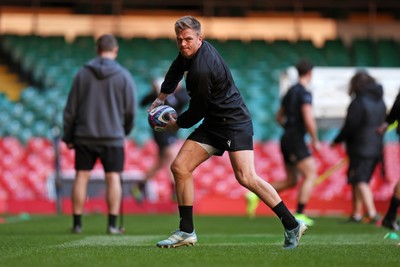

{"left": 108, "top": 226, "right": 124, "bottom": 235}
{"left": 283, "top": 219, "right": 308, "bottom": 250}
{"left": 157, "top": 230, "right": 197, "bottom": 248}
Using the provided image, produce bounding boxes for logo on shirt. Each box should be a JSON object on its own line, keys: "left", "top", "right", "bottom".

{"left": 227, "top": 140, "right": 231, "bottom": 147}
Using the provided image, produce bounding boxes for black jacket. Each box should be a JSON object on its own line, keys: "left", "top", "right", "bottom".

{"left": 333, "top": 83, "right": 386, "bottom": 158}
{"left": 63, "top": 57, "right": 137, "bottom": 147}
{"left": 160, "top": 41, "right": 251, "bottom": 129}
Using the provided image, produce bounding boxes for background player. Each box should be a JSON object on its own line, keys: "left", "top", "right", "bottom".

{"left": 271, "top": 59, "right": 320, "bottom": 226}
{"left": 132, "top": 78, "right": 189, "bottom": 202}
{"left": 63, "top": 34, "right": 137, "bottom": 234}
{"left": 332, "top": 71, "right": 385, "bottom": 224}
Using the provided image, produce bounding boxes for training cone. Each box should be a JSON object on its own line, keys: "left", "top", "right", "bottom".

{"left": 384, "top": 232, "right": 400, "bottom": 240}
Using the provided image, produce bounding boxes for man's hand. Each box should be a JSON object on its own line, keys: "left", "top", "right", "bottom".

{"left": 148, "top": 98, "right": 164, "bottom": 113}
{"left": 377, "top": 122, "right": 388, "bottom": 135}
{"left": 312, "top": 140, "right": 321, "bottom": 152}
{"left": 147, "top": 93, "right": 169, "bottom": 113}
{"left": 164, "top": 116, "right": 179, "bottom": 132}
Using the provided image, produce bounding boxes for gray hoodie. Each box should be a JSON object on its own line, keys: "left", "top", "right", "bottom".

{"left": 63, "top": 57, "right": 137, "bottom": 147}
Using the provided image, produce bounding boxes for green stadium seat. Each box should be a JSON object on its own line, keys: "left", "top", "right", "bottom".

{"left": 20, "top": 111, "right": 35, "bottom": 128}
{"left": 73, "top": 35, "right": 95, "bottom": 48}
{"left": 352, "top": 38, "right": 376, "bottom": 67}
{"left": 296, "top": 40, "right": 327, "bottom": 66}
{"left": 322, "top": 39, "right": 351, "bottom": 66}
{"left": 376, "top": 39, "right": 400, "bottom": 67}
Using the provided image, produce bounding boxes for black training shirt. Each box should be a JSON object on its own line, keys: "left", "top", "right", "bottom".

{"left": 281, "top": 83, "right": 312, "bottom": 135}
{"left": 160, "top": 41, "right": 251, "bottom": 129}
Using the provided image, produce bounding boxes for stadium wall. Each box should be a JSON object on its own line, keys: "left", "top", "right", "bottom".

{"left": 1, "top": 8, "right": 400, "bottom": 216}
{"left": 1, "top": 7, "right": 400, "bottom": 46}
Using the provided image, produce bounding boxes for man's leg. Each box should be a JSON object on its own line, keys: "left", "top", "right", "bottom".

{"left": 229, "top": 150, "right": 307, "bottom": 249}
{"left": 229, "top": 151, "right": 291, "bottom": 217}
{"left": 72, "top": 170, "right": 91, "bottom": 233}
{"left": 100, "top": 146, "right": 125, "bottom": 234}
{"left": 253, "top": 164, "right": 296, "bottom": 219}
{"left": 270, "top": 164, "right": 298, "bottom": 192}
{"left": 157, "top": 140, "right": 210, "bottom": 248}
{"left": 382, "top": 181, "right": 400, "bottom": 230}
{"left": 294, "top": 156, "right": 317, "bottom": 225}
{"left": 296, "top": 156, "right": 317, "bottom": 208}
{"left": 351, "top": 185, "right": 364, "bottom": 222}
{"left": 357, "top": 182, "right": 378, "bottom": 222}
{"left": 105, "top": 172, "right": 122, "bottom": 231}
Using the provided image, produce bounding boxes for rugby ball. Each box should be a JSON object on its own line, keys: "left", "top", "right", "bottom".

{"left": 148, "top": 105, "right": 177, "bottom": 132}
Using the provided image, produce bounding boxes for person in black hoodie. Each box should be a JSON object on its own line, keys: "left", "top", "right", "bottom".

{"left": 149, "top": 15, "right": 306, "bottom": 250}
{"left": 63, "top": 34, "right": 137, "bottom": 234}
{"left": 332, "top": 71, "right": 386, "bottom": 224}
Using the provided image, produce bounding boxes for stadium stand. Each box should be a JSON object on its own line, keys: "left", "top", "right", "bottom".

{"left": 1, "top": 16, "right": 400, "bottom": 214}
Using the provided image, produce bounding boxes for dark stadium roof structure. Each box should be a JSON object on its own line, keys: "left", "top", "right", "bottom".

{"left": 1, "top": 0, "right": 400, "bottom": 19}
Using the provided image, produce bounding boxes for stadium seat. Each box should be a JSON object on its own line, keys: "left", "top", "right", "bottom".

{"left": 376, "top": 39, "right": 400, "bottom": 67}
{"left": 351, "top": 38, "right": 376, "bottom": 67}
{"left": 322, "top": 39, "right": 351, "bottom": 66}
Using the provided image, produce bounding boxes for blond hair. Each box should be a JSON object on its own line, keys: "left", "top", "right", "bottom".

{"left": 174, "top": 16, "right": 202, "bottom": 36}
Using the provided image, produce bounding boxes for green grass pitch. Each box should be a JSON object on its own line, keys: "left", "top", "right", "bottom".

{"left": 0, "top": 214, "right": 398, "bottom": 267}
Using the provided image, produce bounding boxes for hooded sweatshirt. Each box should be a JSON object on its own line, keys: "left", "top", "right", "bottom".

{"left": 63, "top": 57, "right": 136, "bottom": 147}
{"left": 333, "top": 83, "right": 386, "bottom": 158}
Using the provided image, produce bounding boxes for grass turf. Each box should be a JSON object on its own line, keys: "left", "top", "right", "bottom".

{"left": 0, "top": 214, "right": 398, "bottom": 267}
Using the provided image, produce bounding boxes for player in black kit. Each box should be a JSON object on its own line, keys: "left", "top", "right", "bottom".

{"left": 148, "top": 15, "right": 307, "bottom": 249}
{"left": 132, "top": 78, "right": 188, "bottom": 202}
{"left": 272, "top": 59, "right": 320, "bottom": 227}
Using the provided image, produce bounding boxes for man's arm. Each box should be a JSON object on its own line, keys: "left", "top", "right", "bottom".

{"left": 275, "top": 106, "right": 286, "bottom": 126}
{"left": 62, "top": 76, "right": 79, "bottom": 148}
{"left": 302, "top": 103, "right": 320, "bottom": 151}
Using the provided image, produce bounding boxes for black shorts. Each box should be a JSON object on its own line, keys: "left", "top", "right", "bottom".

{"left": 187, "top": 120, "right": 254, "bottom": 156}
{"left": 75, "top": 144, "right": 124, "bottom": 172}
{"left": 347, "top": 156, "right": 380, "bottom": 185}
{"left": 153, "top": 131, "right": 177, "bottom": 154}
{"left": 280, "top": 132, "right": 311, "bottom": 165}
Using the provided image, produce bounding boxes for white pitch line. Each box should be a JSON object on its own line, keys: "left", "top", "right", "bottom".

{"left": 56, "top": 233, "right": 388, "bottom": 248}
{"left": 58, "top": 235, "right": 161, "bottom": 247}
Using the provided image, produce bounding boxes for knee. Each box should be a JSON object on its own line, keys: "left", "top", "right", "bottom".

{"left": 170, "top": 159, "right": 190, "bottom": 178}
{"left": 236, "top": 174, "right": 257, "bottom": 189}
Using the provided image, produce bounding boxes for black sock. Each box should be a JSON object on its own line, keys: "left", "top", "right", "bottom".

{"left": 296, "top": 203, "right": 305, "bottom": 214}
{"left": 108, "top": 214, "right": 117, "bottom": 228}
{"left": 384, "top": 196, "right": 400, "bottom": 221}
{"left": 272, "top": 201, "right": 298, "bottom": 230}
{"left": 73, "top": 214, "right": 81, "bottom": 227}
{"left": 178, "top": 206, "right": 194, "bottom": 233}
